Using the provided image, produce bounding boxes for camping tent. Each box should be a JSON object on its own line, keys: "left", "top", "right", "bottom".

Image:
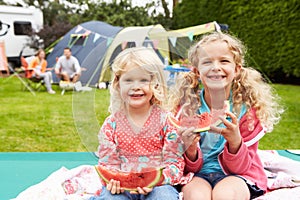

{"left": 46, "top": 21, "right": 123, "bottom": 86}
{"left": 46, "top": 21, "right": 167, "bottom": 86}
{"left": 150, "top": 21, "right": 219, "bottom": 64}
{"left": 99, "top": 24, "right": 167, "bottom": 82}
{"left": 47, "top": 21, "right": 219, "bottom": 86}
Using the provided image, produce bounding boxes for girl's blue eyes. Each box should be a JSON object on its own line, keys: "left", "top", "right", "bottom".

{"left": 124, "top": 79, "right": 150, "bottom": 82}
{"left": 202, "top": 61, "right": 211, "bottom": 65}
{"left": 202, "top": 60, "right": 230, "bottom": 64}
{"left": 221, "top": 60, "right": 229, "bottom": 63}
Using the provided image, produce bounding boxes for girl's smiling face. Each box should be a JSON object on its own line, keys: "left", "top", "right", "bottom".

{"left": 119, "top": 66, "right": 153, "bottom": 109}
{"left": 197, "top": 40, "right": 240, "bottom": 92}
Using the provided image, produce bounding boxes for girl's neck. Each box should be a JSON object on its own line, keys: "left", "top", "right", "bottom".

{"left": 204, "top": 88, "right": 229, "bottom": 110}
{"left": 126, "top": 104, "right": 153, "bottom": 128}
{"left": 38, "top": 57, "right": 44, "bottom": 62}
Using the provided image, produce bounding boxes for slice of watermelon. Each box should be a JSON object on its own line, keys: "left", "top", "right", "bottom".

{"left": 168, "top": 112, "right": 211, "bottom": 133}
{"left": 211, "top": 100, "right": 230, "bottom": 126}
{"left": 95, "top": 165, "right": 164, "bottom": 191}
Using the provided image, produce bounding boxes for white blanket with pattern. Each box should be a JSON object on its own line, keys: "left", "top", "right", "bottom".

{"left": 13, "top": 151, "right": 300, "bottom": 200}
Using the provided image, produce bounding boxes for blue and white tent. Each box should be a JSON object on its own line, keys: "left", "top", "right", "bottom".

{"left": 47, "top": 20, "right": 218, "bottom": 86}
{"left": 46, "top": 21, "right": 122, "bottom": 86}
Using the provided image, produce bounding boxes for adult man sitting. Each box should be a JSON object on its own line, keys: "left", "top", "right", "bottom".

{"left": 55, "top": 47, "right": 81, "bottom": 83}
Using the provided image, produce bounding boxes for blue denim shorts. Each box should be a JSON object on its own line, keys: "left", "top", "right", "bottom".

{"left": 195, "top": 172, "right": 264, "bottom": 199}
{"left": 195, "top": 172, "right": 227, "bottom": 188}
{"left": 89, "top": 184, "right": 179, "bottom": 200}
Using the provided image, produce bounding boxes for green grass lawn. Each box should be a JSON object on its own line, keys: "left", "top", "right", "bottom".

{"left": 0, "top": 76, "right": 299, "bottom": 152}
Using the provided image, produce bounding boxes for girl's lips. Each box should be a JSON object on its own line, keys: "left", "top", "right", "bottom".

{"left": 129, "top": 94, "right": 144, "bottom": 97}
{"left": 207, "top": 75, "right": 226, "bottom": 80}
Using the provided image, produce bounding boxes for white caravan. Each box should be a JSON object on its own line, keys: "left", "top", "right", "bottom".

{"left": 0, "top": 5, "right": 43, "bottom": 67}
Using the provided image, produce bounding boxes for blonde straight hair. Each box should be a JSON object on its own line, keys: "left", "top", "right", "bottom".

{"left": 109, "top": 47, "right": 167, "bottom": 115}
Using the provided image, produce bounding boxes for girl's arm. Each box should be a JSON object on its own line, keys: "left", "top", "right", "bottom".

{"left": 41, "top": 60, "right": 47, "bottom": 73}
{"left": 161, "top": 127, "right": 185, "bottom": 185}
{"left": 161, "top": 120, "right": 194, "bottom": 185}
{"left": 178, "top": 127, "right": 203, "bottom": 173}
{"left": 97, "top": 116, "right": 121, "bottom": 169}
{"left": 219, "top": 108, "right": 265, "bottom": 174}
{"left": 184, "top": 147, "right": 203, "bottom": 173}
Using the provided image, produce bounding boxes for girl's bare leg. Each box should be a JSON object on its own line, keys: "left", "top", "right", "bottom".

{"left": 182, "top": 176, "right": 212, "bottom": 200}
{"left": 213, "top": 176, "right": 250, "bottom": 200}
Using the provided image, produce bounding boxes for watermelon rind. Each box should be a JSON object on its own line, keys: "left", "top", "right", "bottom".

{"left": 193, "top": 126, "right": 210, "bottom": 133}
{"left": 143, "top": 168, "right": 163, "bottom": 189}
{"left": 95, "top": 166, "right": 163, "bottom": 191}
{"left": 167, "top": 114, "right": 180, "bottom": 129}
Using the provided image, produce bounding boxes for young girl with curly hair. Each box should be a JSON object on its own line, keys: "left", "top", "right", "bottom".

{"left": 168, "top": 32, "right": 283, "bottom": 200}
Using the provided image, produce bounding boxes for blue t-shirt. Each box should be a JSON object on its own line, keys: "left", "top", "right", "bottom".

{"left": 198, "top": 89, "right": 246, "bottom": 174}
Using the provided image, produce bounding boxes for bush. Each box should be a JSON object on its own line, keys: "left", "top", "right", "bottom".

{"left": 172, "top": 0, "right": 300, "bottom": 84}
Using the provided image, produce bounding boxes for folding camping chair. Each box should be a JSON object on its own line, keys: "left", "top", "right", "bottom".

{"left": 20, "top": 56, "right": 46, "bottom": 92}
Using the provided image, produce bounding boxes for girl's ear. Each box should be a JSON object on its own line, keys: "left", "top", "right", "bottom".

{"left": 235, "top": 64, "right": 242, "bottom": 73}
{"left": 113, "top": 75, "right": 120, "bottom": 89}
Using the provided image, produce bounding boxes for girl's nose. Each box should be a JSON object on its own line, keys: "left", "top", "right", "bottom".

{"left": 211, "top": 62, "right": 221, "bottom": 71}
{"left": 131, "top": 81, "right": 141, "bottom": 89}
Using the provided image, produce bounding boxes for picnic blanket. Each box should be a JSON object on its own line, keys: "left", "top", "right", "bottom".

{"left": 7, "top": 150, "right": 300, "bottom": 200}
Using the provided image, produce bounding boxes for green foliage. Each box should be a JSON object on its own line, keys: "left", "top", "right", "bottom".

{"left": 173, "top": 0, "right": 300, "bottom": 83}
{"left": 69, "top": 0, "right": 155, "bottom": 27}
{"left": 3, "top": 0, "right": 160, "bottom": 52}
{"left": 43, "top": 0, "right": 159, "bottom": 47}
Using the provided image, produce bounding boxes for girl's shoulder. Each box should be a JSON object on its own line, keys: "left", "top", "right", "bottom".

{"left": 103, "top": 114, "right": 117, "bottom": 125}
{"left": 32, "top": 56, "right": 39, "bottom": 64}
{"left": 152, "top": 105, "right": 169, "bottom": 123}
{"left": 100, "top": 114, "right": 119, "bottom": 132}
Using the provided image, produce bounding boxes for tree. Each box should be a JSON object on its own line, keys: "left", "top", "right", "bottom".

{"left": 172, "top": 0, "right": 300, "bottom": 84}
{"left": 70, "top": 0, "right": 155, "bottom": 27}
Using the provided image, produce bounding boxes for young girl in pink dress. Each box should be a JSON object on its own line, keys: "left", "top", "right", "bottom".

{"left": 90, "top": 47, "right": 193, "bottom": 200}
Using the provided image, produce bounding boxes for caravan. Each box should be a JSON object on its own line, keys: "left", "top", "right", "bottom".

{"left": 0, "top": 5, "right": 44, "bottom": 68}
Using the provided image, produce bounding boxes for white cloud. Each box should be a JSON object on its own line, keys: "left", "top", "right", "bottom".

{"left": 3, "top": 0, "right": 26, "bottom": 6}
{"left": 105, "top": 0, "right": 173, "bottom": 16}
{"left": 3, "top": 0, "right": 173, "bottom": 15}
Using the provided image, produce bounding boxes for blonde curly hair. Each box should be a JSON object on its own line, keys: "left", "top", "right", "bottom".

{"left": 171, "top": 32, "right": 283, "bottom": 132}
{"left": 167, "top": 68, "right": 201, "bottom": 118}
{"left": 109, "top": 47, "right": 167, "bottom": 114}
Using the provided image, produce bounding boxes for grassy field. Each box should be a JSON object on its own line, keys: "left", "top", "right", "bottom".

{"left": 0, "top": 76, "right": 299, "bottom": 152}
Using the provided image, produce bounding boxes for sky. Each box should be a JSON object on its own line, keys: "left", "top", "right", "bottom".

{"left": 3, "top": 0, "right": 173, "bottom": 17}
{"left": 3, "top": 0, "right": 173, "bottom": 12}
{"left": 3, "top": 0, "right": 26, "bottom": 6}
{"left": 131, "top": 0, "right": 173, "bottom": 13}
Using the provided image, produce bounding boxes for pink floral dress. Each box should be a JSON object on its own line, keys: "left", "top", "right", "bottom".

{"left": 97, "top": 105, "right": 193, "bottom": 185}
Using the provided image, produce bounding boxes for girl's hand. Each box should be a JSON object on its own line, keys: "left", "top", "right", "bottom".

{"left": 210, "top": 111, "right": 242, "bottom": 154}
{"left": 130, "top": 187, "right": 153, "bottom": 195}
{"left": 106, "top": 179, "right": 124, "bottom": 194}
{"left": 178, "top": 127, "right": 201, "bottom": 161}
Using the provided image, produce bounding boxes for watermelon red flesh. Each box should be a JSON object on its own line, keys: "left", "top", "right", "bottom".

{"left": 168, "top": 112, "right": 211, "bottom": 132}
{"left": 211, "top": 100, "right": 230, "bottom": 126}
{"left": 95, "top": 166, "right": 163, "bottom": 191}
{"left": 181, "top": 112, "right": 211, "bottom": 132}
